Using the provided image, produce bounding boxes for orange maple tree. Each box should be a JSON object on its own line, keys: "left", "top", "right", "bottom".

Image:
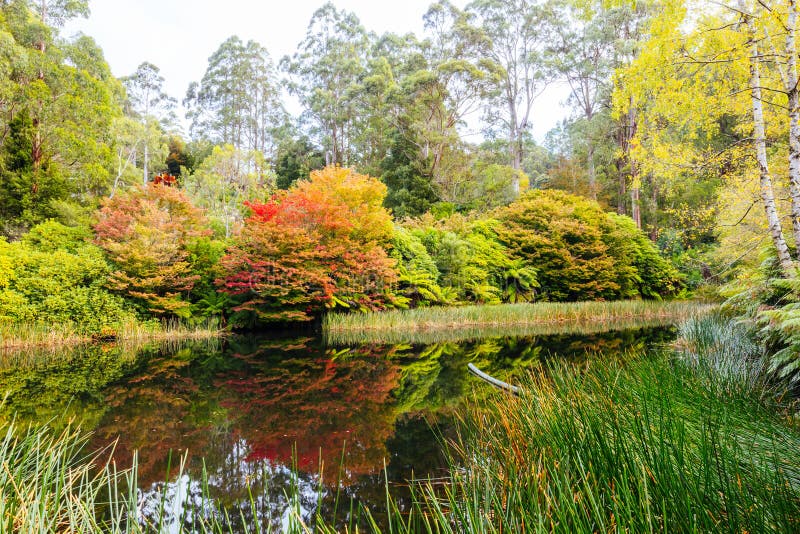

{"left": 218, "top": 166, "right": 398, "bottom": 323}
{"left": 94, "top": 183, "right": 211, "bottom": 317}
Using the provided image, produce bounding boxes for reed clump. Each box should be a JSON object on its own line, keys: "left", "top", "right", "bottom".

{"left": 373, "top": 351, "right": 800, "bottom": 533}
{"left": 325, "top": 300, "right": 712, "bottom": 345}
{"left": 0, "top": 317, "right": 222, "bottom": 355}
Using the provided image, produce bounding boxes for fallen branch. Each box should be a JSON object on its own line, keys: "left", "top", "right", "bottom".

{"left": 468, "top": 363, "right": 521, "bottom": 395}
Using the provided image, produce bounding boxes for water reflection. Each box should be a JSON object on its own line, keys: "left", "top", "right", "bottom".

{"left": 0, "top": 326, "right": 675, "bottom": 531}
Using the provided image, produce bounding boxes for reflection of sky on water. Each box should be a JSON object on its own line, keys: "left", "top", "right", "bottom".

{"left": 138, "top": 439, "right": 326, "bottom": 533}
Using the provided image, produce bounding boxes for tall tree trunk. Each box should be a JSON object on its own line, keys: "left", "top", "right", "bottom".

{"left": 143, "top": 143, "right": 149, "bottom": 185}
{"left": 587, "top": 141, "right": 597, "bottom": 200}
{"left": 617, "top": 156, "right": 627, "bottom": 215}
{"left": 786, "top": 0, "right": 800, "bottom": 255}
{"left": 510, "top": 129, "right": 521, "bottom": 195}
{"left": 627, "top": 97, "right": 640, "bottom": 228}
{"left": 742, "top": 2, "right": 794, "bottom": 273}
{"left": 508, "top": 94, "right": 521, "bottom": 195}
{"left": 630, "top": 175, "right": 641, "bottom": 229}
{"left": 649, "top": 173, "right": 658, "bottom": 241}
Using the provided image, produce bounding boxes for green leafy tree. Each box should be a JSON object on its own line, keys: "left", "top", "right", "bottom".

{"left": 0, "top": 2, "right": 122, "bottom": 233}
{"left": 186, "top": 36, "right": 286, "bottom": 155}
{"left": 281, "top": 3, "right": 369, "bottom": 165}
{"left": 184, "top": 144, "right": 273, "bottom": 238}
{"left": 468, "top": 0, "right": 551, "bottom": 191}
{"left": 274, "top": 137, "right": 325, "bottom": 190}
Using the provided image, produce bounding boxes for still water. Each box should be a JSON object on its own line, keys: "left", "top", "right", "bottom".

{"left": 0, "top": 326, "right": 675, "bottom": 531}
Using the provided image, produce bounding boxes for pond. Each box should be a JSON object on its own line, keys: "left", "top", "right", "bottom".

{"left": 0, "top": 325, "right": 677, "bottom": 531}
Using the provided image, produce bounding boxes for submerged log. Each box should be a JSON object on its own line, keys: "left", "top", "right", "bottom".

{"left": 467, "top": 363, "right": 520, "bottom": 395}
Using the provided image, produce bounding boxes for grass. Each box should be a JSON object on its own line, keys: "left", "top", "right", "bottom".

{"left": 325, "top": 300, "right": 712, "bottom": 345}
{"left": 0, "top": 414, "right": 316, "bottom": 533}
{"left": 367, "top": 350, "right": 800, "bottom": 533}
{"left": 0, "top": 317, "right": 223, "bottom": 355}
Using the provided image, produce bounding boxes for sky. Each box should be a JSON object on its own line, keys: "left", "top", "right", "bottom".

{"left": 63, "top": 0, "right": 569, "bottom": 142}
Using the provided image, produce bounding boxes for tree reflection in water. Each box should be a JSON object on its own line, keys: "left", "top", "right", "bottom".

{"left": 0, "top": 326, "right": 676, "bottom": 531}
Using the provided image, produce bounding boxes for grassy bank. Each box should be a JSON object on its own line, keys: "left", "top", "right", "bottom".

{"left": 325, "top": 300, "right": 712, "bottom": 345}
{"left": 0, "top": 318, "right": 222, "bottom": 354}
{"left": 371, "top": 335, "right": 800, "bottom": 532}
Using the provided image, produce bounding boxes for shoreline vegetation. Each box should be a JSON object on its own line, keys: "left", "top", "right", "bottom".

{"left": 325, "top": 300, "right": 713, "bottom": 345}
{"left": 0, "top": 318, "right": 223, "bottom": 354}
{"left": 2, "top": 314, "right": 798, "bottom": 532}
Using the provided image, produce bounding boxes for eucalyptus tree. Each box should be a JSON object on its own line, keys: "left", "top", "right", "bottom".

{"left": 24, "top": 0, "right": 88, "bottom": 56}
{"left": 467, "top": 0, "right": 551, "bottom": 193}
{"left": 27, "top": 0, "right": 88, "bottom": 27}
{"left": 546, "top": 1, "right": 622, "bottom": 199}
{"left": 185, "top": 36, "right": 285, "bottom": 157}
{"left": 395, "top": 0, "right": 491, "bottom": 199}
{"left": 281, "top": 2, "right": 370, "bottom": 166}
{"left": 122, "top": 62, "right": 175, "bottom": 185}
{"left": 0, "top": 1, "right": 122, "bottom": 231}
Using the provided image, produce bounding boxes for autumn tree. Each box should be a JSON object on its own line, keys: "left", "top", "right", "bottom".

{"left": 94, "top": 183, "right": 212, "bottom": 317}
{"left": 218, "top": 166, "right": 398, "bottom": 324}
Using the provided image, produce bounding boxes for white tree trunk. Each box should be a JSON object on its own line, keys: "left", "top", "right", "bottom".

{"left": 786, "top": 0, "right": 800, "bottom": 255}
{"left": 743, "top": 2, "right": 795, "bottom": 273}
{"left": 143, "top": 143, "right": 149, "bottom": 186}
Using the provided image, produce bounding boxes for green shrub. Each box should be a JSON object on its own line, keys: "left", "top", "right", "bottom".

{"left": 495, "top": 190, "right": 682, "bottom": 301}
{"left": 400, "top": 215, "right": 538, "bottom": 305}
{"left": 0, "top": 222, "right": 133, "bottom": 333}
{"left": 389, "top": 226, "right": 449, "bottom": 307}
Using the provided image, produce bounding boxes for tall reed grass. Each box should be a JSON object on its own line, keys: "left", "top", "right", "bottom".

{"left": 0, "top": 317, "right": 222, "bottom": 356}
{"left": 367, "top": 353, "right": 800, "bottom": 533}
{"left": 675, "top": 314, "right": 772, "bottom": 398}
{"left": 325, "top": 300, "right": 712, "bottom": 345}
{"left": 0, "top": 415, "right": 323, "bottom": 533}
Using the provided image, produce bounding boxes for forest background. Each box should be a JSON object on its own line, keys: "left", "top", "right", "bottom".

{"left": 0, "top": 0, "right": 792, "bottom": 356}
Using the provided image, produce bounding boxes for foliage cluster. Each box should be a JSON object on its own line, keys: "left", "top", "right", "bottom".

{"left": 494, "top": 190, "right": 683, "bottom": 301}
{"left": 217, "top": 166, "right": 398, "bottom": 324}
{"left": 93, "top": 184, "right": 220, "bottom": 320}
{"left": 0, "top": 221, "right": 132, "bottom": 333}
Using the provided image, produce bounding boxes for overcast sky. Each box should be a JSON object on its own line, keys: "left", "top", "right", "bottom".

{"left": 63, "top": 0, "right": 568, "bottom": 142}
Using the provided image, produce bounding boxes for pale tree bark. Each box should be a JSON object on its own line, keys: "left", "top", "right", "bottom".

{"left": 143, "top": 144, "right": 149, "bottom": 185}
{"left": 741, "top": 0, "right": 795, "bottom": 273}
{"left": 627, "top": 97, "right": 641, "bottom": 228}
{"left": 631, "top": 184, "right": 641, "bottom": 228}
{"left": 785, "top": 0, "right": 800, "bottom": 255}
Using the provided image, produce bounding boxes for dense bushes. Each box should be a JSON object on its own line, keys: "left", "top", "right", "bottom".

{"left": 405, "top": 216, "right": 539, "bottom": 304}
{"left": 494, "top": 190, "right": 682, "bottom": 301}
{"left": 393, "top": 190, "right": 681, "bottom": 306}
{"left": 94, "top": 184, "right": 214, "bottom": 318}
{"left": 0, "top": 221, "right": 132, "bottom": 333}
{"left": 1, "top": 168, "right": 684, "bottom": 331}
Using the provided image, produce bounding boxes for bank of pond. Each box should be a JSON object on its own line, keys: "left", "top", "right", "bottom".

{"left": 1, "top": 313, "right": 798, "bottom": 532}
